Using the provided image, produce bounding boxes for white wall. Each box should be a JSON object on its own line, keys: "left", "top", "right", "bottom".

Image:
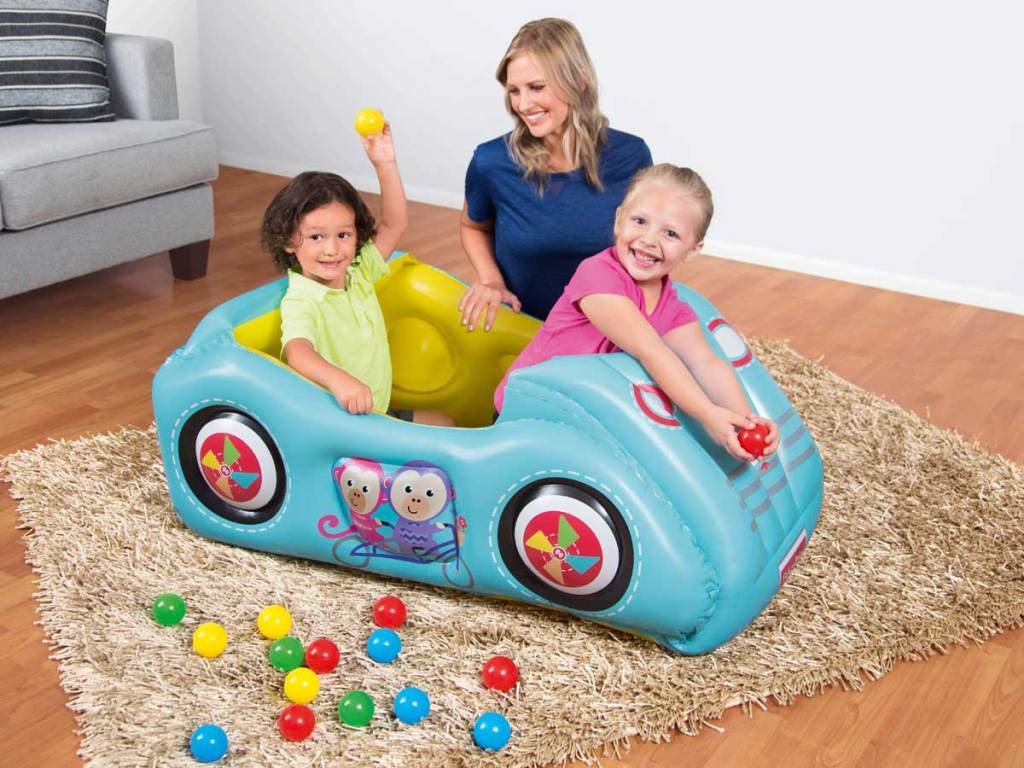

{"left": 107, "top": 0, "right": 203, "bottom": 123}
{"left": 194, "top": 0, "right": 1022, "bottom": 314}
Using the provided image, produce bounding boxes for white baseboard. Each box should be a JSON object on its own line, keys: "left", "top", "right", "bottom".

{"left": 704, "top": 240, "right": 1023, "bottom": 316}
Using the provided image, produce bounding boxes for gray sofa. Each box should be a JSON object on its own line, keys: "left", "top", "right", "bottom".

{"left": 0, "top": 34, "right": 218, "bottom": 300}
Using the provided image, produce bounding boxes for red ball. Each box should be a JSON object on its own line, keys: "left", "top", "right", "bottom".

{"left": 482, "top": 655, "right": 519, "bottom": 692}
{"left": 373, "top": 595, "right": 407, "bottom": 629}
{"left": 737, "top": 422, "right": 770, "bottom": 458}
{"left": 304, "top": 637, "right": 340, "bottom": 674}
{"left": 278, "top": 704, "right": 316, "bottom": 741}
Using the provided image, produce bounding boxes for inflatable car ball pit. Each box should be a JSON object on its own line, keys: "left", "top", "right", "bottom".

{"left": 153, "top": 253, "right": 823, "bottom": 654}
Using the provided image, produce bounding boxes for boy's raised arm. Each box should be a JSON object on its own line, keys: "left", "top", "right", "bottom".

{"left": 361, "top": 123, "right": 407, "bottom": 259}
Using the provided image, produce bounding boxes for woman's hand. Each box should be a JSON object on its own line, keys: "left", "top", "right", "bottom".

{"left": 361, "top": 122, "right": 396, "bottom": 168}
{"left": 458, "top": 281, "right": 521, "bottom": 331}
{"left": 699, "top": 405, "right": 757, "bottom": 462}
{"left": 329, "top": 372, "right": 374, "bottom": 414}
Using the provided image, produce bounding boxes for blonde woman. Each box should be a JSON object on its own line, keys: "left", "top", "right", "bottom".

{"left": 459, "top": 18, "right": 652, "bottom": 329}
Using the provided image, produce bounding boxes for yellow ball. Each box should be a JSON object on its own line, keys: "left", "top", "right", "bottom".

{"left": 354, "top": 107, "right": 384, "bottom": 137}
{"left": 284, "top": 667, "right": 320, "bottom": 705}
{"left": 257, "top": 604, "right": 292, "bottom": 640}
{"left": 193, "top": 622, "right": 228, "bottom": 658}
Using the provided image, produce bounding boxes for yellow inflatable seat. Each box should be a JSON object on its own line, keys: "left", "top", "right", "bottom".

{"left": 233, "top": 254, "right": 539, "bottom": 427}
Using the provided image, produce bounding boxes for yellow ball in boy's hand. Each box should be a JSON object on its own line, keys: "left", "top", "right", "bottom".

{"left": 257, "top": 604, "right": 292, "bottom": 639}
{"left": 193, "top": 622, "right": 228, "bottom": 658}
{"left": 354, "top": 108, "right": 384, "bottom": 136}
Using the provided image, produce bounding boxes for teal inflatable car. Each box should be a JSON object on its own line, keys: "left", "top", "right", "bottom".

{"left": 153, "top": 255, "right": 822, "bottom": 654}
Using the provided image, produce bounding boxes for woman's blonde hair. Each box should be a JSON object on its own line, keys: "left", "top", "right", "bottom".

{"left": 621, "top": 164, "right": 715, "bottom": 241}
{"left": 496, "top": 18, "right": 608, "bottom": 193}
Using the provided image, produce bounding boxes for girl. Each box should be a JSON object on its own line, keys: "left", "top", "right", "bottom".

{"left": 494, "top": 164, "right": 778, "bottom": 462}
{"left": 261, "top": 125, "right": 451, "bottom": 426}
{"left": 458, "top": 17, "right": 652, "bottom": 329}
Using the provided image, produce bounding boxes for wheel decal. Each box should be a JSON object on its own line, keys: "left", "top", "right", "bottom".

{"left": 513, "top": 494, "right": 620, "bottom": 596}
{"left": 198, "top": 432, "right": 263, "bottom": 504}
{"left": 194, "top": 416, "right": 279, "bottom": 511}
{"left": 522, "top": 512, "right": 602, "bottom": 588}
{"left": 499, "top": 480, "right": 633, "bottom": 611}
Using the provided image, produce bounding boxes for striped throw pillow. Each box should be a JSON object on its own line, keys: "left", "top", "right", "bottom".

{"left": 0, "top": 0, "right": 114, "bottom": 125}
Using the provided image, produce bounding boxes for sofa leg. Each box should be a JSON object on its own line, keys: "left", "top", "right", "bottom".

{"left": 169, "top": 239, "right": 210, "bottom": 280}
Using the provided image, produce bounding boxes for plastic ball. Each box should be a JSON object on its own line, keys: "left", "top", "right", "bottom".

{"left": 192, "top": 622, "right": 227, "bottom": 659}
{"left": 482, "top": 655, "right": 519, "bottom": 692}
{"left": 283, "top": 667, "right": 320, "bottom": 705}
{"left": 305, "top": 637, "right": 340, "bottom": 674}
{"left": 338, "top": 690, "right": 375, "bottom": 728}
{"left": 393, "top": 686, "right": 430, "bottom": 725}
{"left": 372, "top": 595, "right": 407, "bottom": 628}
{"left": 257, "top": 604, "right": 292, "bottom": 640}
{"left": 268, "top": 636, "right": 304, "bottom": 673}
{"left": 354, "top": 107, "right": 384, "bottom": 137}
{"left": 189, "top": 723, "right": 228, "bottom": 763}
{"left": 366, "top": 628, "right": 401, "bottom": 664}
{"left": 738, "top": 422, "right": 770, "bottom": 458}
{"left": 278, "top": 704, "right": 316, "bottom": 742}
{"left": 151, "top": 592, "right": 186, "bottom": 626}
{"left": 473, "top": 711, "right": 511, "bottom": 752}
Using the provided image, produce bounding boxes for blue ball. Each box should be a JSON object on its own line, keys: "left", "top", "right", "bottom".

{"left": 473, "top": 711, "right": 511, "bottom": 751}
{"left": 189, "top": 723, "right": 228, "bottom": 763}
{"left": 393, "top": 686, "right": 430, "bottom": 725}
{"left": 367, "top": 628, "right": 401, "bottom": 663}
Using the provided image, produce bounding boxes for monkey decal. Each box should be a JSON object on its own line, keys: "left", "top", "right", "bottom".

{"left": 388, "top": 460, "right": 457, "bottom": 560}
{"left": 331, "top": 458, "right": 390, "bottom": 545}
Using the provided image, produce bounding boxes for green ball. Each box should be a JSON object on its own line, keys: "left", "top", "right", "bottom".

{"left": 268, "top": 636, "right": 304, "bottom": 672}
{"left": 151, "top": 593, "right": 186, "bottom": 626}
{"left": 338, "top": 690, "right": 375, "bottom": 727}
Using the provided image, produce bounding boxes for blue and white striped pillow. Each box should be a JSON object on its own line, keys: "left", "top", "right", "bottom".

{"left": 0, "top": 0, "right": 113, "bottom": 125}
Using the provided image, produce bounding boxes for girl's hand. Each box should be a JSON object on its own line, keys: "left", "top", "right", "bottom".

{"left": 753, "top": 415, "right": 780, "bottom": 457}
{"left": 329, "top": 374, "right": 374, "bottom": 414}
{"left": 361, "top": 121, "right": 397, "bottom": 168}
{"left": 699, "top": 406, "right": 757, "bottom": 462}
{"left": 458, "top": 281, "right": 521, "bottom": 331}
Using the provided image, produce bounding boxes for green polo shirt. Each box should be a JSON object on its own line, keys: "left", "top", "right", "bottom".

{"left": 280, "top": 240, "right": 392, "bottom": 411}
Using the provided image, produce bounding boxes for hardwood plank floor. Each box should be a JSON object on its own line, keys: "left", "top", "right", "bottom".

{"left": 1, "top": 166, "right": 1021, "bottom": 766}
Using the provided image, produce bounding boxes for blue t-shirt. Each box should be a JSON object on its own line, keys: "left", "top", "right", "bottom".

{"left": 464, "top": 128, "right": 652, "bottom": 319}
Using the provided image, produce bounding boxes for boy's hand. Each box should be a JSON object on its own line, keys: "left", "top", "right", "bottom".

{"left": 361, "top": 122, "right": 396, "bottom": 168}
{"left": 699, "top": 405, "right": 757, "bottom": 462}
{"left": 329, "top": 374, "right": 374, "bottom": 414}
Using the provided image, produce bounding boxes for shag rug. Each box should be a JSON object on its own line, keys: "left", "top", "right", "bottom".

{"left": 4, "top": 340, "right": 1024, "bottom": 768}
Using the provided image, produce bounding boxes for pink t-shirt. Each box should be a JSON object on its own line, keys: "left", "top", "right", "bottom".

{"left": 495, "top": 246, "right": 698, "bottom": 411}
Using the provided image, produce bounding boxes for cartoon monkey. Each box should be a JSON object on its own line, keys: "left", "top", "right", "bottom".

{"left": 388, "top": 461, "right": 455, "bottom": 559}
{"left": 333, "top": 458, "right": 390, "bottom": 545}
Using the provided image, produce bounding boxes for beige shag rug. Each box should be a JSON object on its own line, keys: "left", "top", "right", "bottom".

{"left": 4, "top": 340, "right": 1024, "bottom": 767}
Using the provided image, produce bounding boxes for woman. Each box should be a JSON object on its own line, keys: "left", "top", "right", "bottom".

{"left": 459, "top": 18, "right": 653, "bottom": 330}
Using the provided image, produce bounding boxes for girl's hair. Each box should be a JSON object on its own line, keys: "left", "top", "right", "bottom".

{"left": 621, "top": 164, "right": 715, "bottom": 241}
{"left": 496, "top": 18, "right": 608, "bottom": 193}
{"left": 261, "top": 171, "right": 376, "bottom": 273}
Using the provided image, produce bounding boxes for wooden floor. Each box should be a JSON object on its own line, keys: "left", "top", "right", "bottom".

{"left": 1, "top": 166, "right": 1022, "bottom": 766}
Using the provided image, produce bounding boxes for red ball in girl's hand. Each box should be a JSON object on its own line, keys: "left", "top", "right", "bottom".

{"left": 482, "top": 655, "right": 519, "bottom": 692}
{"left": 278, "top": 704, "right": 316, "bottom": 741}
{"left": 373, "top": 595, "right": 407, "bottom": 629}
{"left": 305, "top": 637, "right": 340, "bottom": 674}
{"left": 737, "top": 422, "right": 770, "bottom": 458}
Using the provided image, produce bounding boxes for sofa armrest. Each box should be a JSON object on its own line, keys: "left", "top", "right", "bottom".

{"left": 106, "top": 33, "right": 180, "bottom": 121}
